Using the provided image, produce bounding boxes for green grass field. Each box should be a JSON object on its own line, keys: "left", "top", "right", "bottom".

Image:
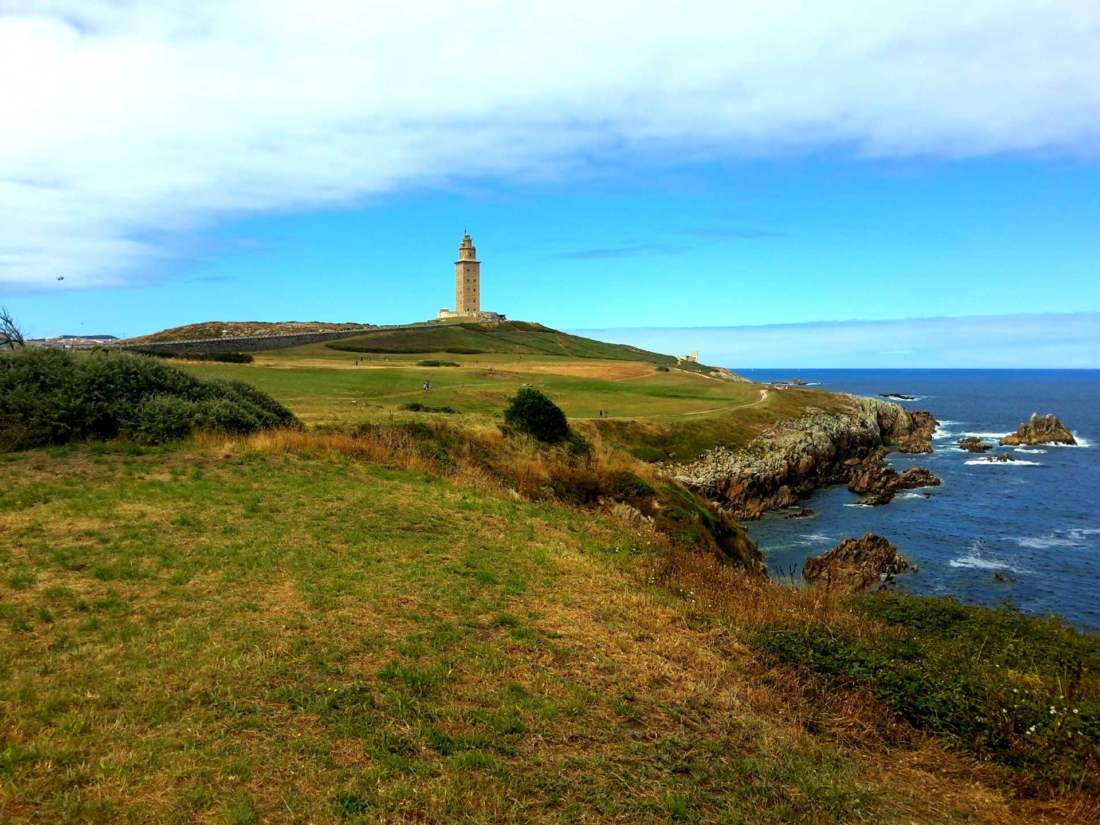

{"left": 169, "top": 327, "right": 842, "bottom": 462}
{"left": 4, "top": 330, "right": 1095, "bottom": 823}
{"left": 0, "top": 441, "right": 1061, "bottom": 824}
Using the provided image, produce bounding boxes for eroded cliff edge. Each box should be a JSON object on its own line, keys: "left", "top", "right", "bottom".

{"left": 668, "top": 396, "right": 937, "bottom": 519}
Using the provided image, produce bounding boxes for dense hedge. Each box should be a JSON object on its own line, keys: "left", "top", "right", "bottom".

{"left": 130, "top": 349, "right": 254, "bottom": 363}
{"left": 0, "top": 348, "right": 298, "bottom": 449}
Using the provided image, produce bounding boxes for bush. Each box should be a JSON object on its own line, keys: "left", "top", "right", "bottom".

{"left": 753, "top": 593, "right": 1100, "bottom": 793}
{"left": 122, "top": 395, "right": 198, "bottom": 444}
{"left": 401, "top": 402, "right": 458, "bottom": 414}
{"left": 131, "top": 349, "right": 254, "bottom": 363}
{"left": 0, "top": 348, "right": 298, "bottom": 449}
{"left": 503, "top": 388, "right": 570, "bottom": 443}
{"left": 416, "top": 359, "right": 459, "bottom": 367}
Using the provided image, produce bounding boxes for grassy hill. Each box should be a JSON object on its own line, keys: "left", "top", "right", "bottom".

{"left": 5, "top": 439, "right": 1090, "bottom": 824}
{"left": 168, "top": 323, "right": 826, "bottom": 460}
{"left": 327, "top": 321, "right": 700, "bottom": 366}
{"left": 124, "top": 320, "right": 373, "bottom": 344}
{"left": 4, "top": 323, "right": 1097, "bottom": 823}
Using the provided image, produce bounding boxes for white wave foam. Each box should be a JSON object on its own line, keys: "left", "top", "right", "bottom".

{"left": 1014, "top": 447, "right": 1047, "bottom": 454}
{"left": 949, "top": 555, "right": 1012, "bottom": 570}
{"left": 898, "top": 491, "right": 928, "bottom": 500}
{"left": 965, "top": 458, "right": 1041, "bottom": 466}
{"left": 961, "top": 431, "right": 1009, "bottom": 439}
{"left": 843, "top": 503, "right": 873, "bottom": 508}
{"left": 1011, "top": 528, "right": 1100, "bottom": 550}
{"left": 794, "top": 532, "right": 833, "bottom": 546}
{"left": 1043, "top": 433, "right": 1091, "bottom": 448}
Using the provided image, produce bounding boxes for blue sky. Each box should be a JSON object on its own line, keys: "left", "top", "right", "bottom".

{"left": 3, "top": 2, "right": 1099, "bottom": 365}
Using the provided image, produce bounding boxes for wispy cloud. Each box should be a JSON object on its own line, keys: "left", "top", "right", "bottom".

{"left": 554, "top": 243, "right": 682, "bottom": 260}
{"left": 574, "top": 313, "right": 1100, "bottom": 368}
{"left": 2, "top": 1, "right": 1100, "bottom": 289}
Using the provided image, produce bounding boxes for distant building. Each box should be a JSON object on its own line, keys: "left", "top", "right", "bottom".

{"left": 437, "top": 232, "right": 506, "bottom": 321}
{"left": 677, "top": 350, "right": 700, "bottom": 364}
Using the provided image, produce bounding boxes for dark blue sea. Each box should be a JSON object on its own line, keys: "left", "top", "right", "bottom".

{"left": 733, "top": 370, "right": 1100, "bottom": 631}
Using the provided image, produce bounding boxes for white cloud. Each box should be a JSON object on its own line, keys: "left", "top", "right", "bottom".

{"left": 2, "top": 1, "right": 1099, "bottom": 288}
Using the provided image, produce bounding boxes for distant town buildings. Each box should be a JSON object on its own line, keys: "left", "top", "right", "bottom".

{"left": 29, "top": 334, "right": 118, "bottom": 349}
{"left": 438, "top": 233, "right": 505, "bottom": 322}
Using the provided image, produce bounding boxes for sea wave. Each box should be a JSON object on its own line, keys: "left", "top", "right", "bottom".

{"left": 1014, "top": 447, "right": 1047, "bottom": 454}
{"left": 948, "top": 555, "right": 1013, "bottom": 571}
{"left": 1011, "top": 528, "right": 1100, "bottom": 550}
{"left": 949, "top": 540, "right": 1030, "bottom": 573}
{"left": 794, "top": 532, "right": 833, "bottom": 546}
{"left": 898, "top": 491, "right": 929, "bottom": 500}
{"left": 965, "top": 459, "right": 1042, "bottom": 466}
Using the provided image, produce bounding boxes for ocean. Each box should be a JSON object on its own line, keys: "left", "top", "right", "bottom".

{"left": 733, "top": 369, "right": 1100, "bottom": 631}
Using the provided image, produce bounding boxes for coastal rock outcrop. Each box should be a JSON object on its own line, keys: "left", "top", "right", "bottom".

{"left": 1000, "top": 414, "right": 1076, "bottom": 446}
{"left": 958, "top": 436, "right": 992, "bottom": 453}
{"left": 846, "top": 449, "right": 941, "bottom": 505}
{"left": 803, "top": 533, "right": 910, "bottom": 592}
{"left": 670, "top": 396, "right": 938, "bottom": 518}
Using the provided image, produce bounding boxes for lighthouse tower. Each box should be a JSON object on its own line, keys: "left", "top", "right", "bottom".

{"left": 455, "top": 232, "right": 480, "bottom": 314}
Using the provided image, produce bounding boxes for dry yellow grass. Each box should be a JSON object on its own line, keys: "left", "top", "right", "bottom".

{"left": 2, "top": 440, "right": 1095, "bottom": 823}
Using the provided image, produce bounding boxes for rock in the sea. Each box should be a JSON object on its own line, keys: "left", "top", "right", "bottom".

{"left": 846, "top": 449, "right": 940, "bottom": 505}
{"left": 1000, "top": 413, "right": 1076, "bottom": 446}
{"left": 896, "top": 466, "right": 941, "bottom": 489}
{"left": 803, "top": 533, "right": 910, "bottom": 592}
{"left": 783, "top": 506, "right": 816, "bottom": 520}
{"left": 880, "top": 392, "right": 917, "bottom": 401}
{"left": 958, "top": 436, "right": 992, "bottom": 453}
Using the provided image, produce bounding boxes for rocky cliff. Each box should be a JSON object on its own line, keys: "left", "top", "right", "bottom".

{"left": 669, "top": 396, "right": 937, "bottom": 519}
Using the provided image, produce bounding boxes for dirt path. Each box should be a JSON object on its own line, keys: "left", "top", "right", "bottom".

{"left": 680, "top": 387, "right": 769, "bottom": 417}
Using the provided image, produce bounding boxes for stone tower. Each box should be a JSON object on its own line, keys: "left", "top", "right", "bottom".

{"left": 455, "top": 232, "right": 480, "bottom": 314}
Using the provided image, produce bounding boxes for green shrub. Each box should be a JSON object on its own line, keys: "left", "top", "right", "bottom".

{"left": 503, "top": 388, "right": 569, "bottom": 443}
{"left": 400, "top": 402, "right": 458, "bottom": 414}
{"left": 131, "top": 349, "right": 254, "bottom": 363}
{"left": 753, "top": 593, "right": 1100, "bottom": 792}
{"left": 0, "top": 348, "right": 298, "bottom": 449}
{"left": 415, "top": 359, "right": 459, "bottom": 367}
{"left": 122, "top": 395, "right": 197, "bottom": 444}
{"left": 609, "top": 471, "right": 656, "bottom": 502}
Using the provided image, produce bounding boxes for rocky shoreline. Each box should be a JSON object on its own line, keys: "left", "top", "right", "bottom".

{"left": 669, "top": 395, "right": 938, "bottom": 519}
